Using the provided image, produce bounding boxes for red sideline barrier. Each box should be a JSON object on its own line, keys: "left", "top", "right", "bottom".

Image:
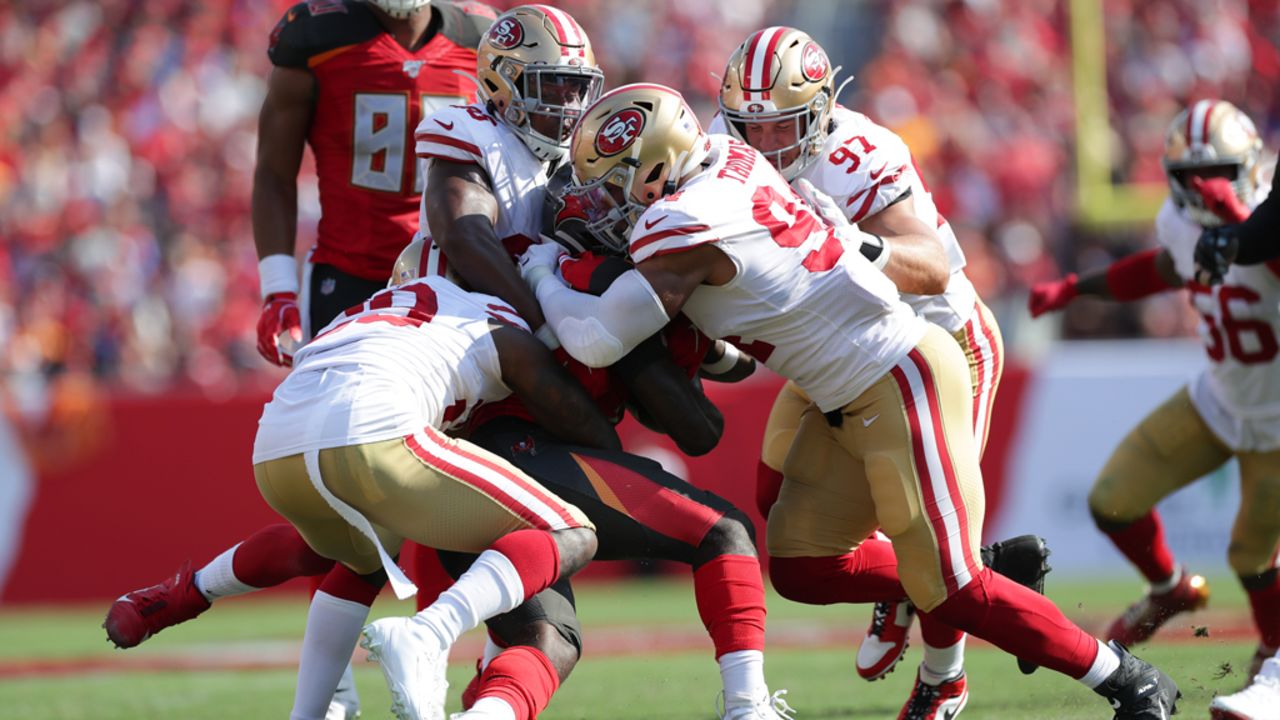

{"left": 3, "top": 363, "right": 1028, "bottom": 604}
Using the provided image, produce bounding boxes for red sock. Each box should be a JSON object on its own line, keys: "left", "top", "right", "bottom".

{"left": 232, "top": 524, "right": 334, "bottom": 589}
{"left": 475, "top": 646, "right": 560, "bottom": 720}
{"left": 927, "top": 567, "right": 1099, "bottom": 678}
{"left": 409, "top": 544, "right": 456, "bottom": 612}
{"left": 919, "top": 611, "right": 965, "bottom": 648}
{"left": 316, "top": 563, "right": 382, "bottom": 607}
{"left": 693, "top": 555, "right": 767, "bottom": 657}
{"left": 768, "top": 539, "right": 905, "bottom": 605}
{"left": 490, "top": 529, "right": 561, "bottom": 599}
{"left": 1245, "top": 571, "right": 1280, "bottom": 648}
{"left": 1102, "top": 511, "right": 1177, "bottom": 584}
{"left": 756, "top": 461, "right": 783, "bottom": 520}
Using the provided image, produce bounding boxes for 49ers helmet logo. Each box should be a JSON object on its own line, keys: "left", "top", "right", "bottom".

{"left": 800, "top": 42, "right": 829, "bottom": 82}
{"left": 595, "top": 108, "right": 646, "bottom": 156}
{"left": 487, "top": 17, "right": 524, "bottom": 49}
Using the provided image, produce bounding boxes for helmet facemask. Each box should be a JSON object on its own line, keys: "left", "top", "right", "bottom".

{"left": 365, "top": 0, "right": 431, "bottom": 20}
{"left": 492, "top": 64, "right": 603, "bottom": 163}
{"left": 1162, "top": 100, "right": 1264, "bottom": 227}
{"left": 722, "top": 99, "right": 827, "bottom": 181}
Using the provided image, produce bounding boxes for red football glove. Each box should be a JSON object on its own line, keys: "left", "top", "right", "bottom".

{"left": 1190, "top": 176, "right": 1250, "bottom": 224}
{"left": 256, "top": 292, "right": 302, "bottom": 367}
{"left": 1028, "top": 274, "right": 1079, "bottom": 318}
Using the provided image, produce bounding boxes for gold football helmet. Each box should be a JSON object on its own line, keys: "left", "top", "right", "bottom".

{"left": 1163, "top": 99, "right": 1263, "bottom": 227}
{"left": 719, "top": 27, "right": 846, "bottom": 181}
{"left": 388, "top": 236, "right": 428, "bottom": 287}
{"left": 476, "top": 5, "right": 604, "bottom": 163}
{"left": 568, "top": 83, "right": 712, "bottom": 252}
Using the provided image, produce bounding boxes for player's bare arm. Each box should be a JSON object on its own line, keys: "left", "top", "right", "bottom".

{"left": 859, "top": 193, "right": 950, "bottom": 296}
{"left": 427, "top": 159, "right": 548, "bottom": 329}
{"left": 1028, "top": 247, "right": 1181, "bottom": 318}
{"left": 492, "top": 324, "right": 621, "bottom": 452}
{"left": 615, "top": 336, "right": 725, "bottom": 457}
{"left": 252, "top": 66, "right": 314, "bottom": 262}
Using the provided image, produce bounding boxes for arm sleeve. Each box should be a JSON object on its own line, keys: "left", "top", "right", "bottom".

{"left": 533, "top": 269, "right": 670, "bottom": 368}
{"left": 1233, "top": 189, "right": 1280, "bottom": 264}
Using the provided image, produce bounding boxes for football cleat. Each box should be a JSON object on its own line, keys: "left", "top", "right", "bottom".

{"left": 982, "top": 534, "right": 1054, "bottom": 674}
{"left": 897, "top": 669, "right": 968, "bottom": 720}
{"left": 717, "top": 689, "right": 797, "bottom": 720}
{"left": 1106, "top": 569, "right": 1210, "bottom": 647}
{"left": 1093, "top": 641, "right": 1181, "bottom": 719}
{"left": 103, "top": 560, "right": 211, "bottom": 649}
{"left": 856, "top": 599, "right": 915, "bottom": 681}
{"left": 1210, "top": 656, "right": 1280, "bottom": 720}
{"left": 360, "top": 617, "right": 449, "bottom": 720}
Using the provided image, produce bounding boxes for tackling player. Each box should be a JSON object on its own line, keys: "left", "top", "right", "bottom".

{"left": 521, "top": 82, "right": 1182, "bottom": 719}
{"left": 710, "top": 28, "right": 1036, "bottom": 716}
{"left": 1029, "top": 100, "right": 1280, "bottom": 689}
{"left": 255, "top": 272, "right": 612, "bottom": 720}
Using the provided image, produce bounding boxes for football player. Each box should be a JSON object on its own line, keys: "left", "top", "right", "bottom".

{"left": 1029, "top": 100, "right": 1280, "bottom": 684}
{"left": 710, "top": 28, "right": 1031, "bottom": 715}
{"left": 253, "top": 0, "right": 491, "bottom": 366}
{"left": 254, "top": 270, "right": 611, "bottom": 720}
{"left": 521, "top": 82, "right": 1182, "bottom": 719}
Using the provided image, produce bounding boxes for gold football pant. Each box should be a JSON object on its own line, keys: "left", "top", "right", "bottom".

{"left": 254, "top": 425, "right": 592, "bottom": 576}
{"left": 1088, "top": 387, "right": 1280, "bottom": 577}
{"left": 760, "top": 299, "right": 1004, "bottom": 474}
{"left": 767, "top": 325, "right": 986, "bottom": 611}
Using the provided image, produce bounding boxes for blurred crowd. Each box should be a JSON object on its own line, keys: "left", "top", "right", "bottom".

{"left": 1, "top": 0, "right": 1278, "bottom": 398}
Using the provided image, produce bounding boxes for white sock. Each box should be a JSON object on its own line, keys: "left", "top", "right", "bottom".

{"left": 1150, "top": 566, "right": 1183, "bottom": 595}
{"left": 719, "top": 649, "right": 768, "bottom": 705}
{"left": 1078, "top": 639, "right": 1122, "bottom": 689}
{"left": 290, "top": 591, "right": 371, "bottom": 720}
{"left": 194, "top": 543, "right": 258, "bottom": 602}
{"left": 920, "top": 636, "right": 966, "bottom": 685}
{"left": 457, "top": 696, "right": 517, "bottom": 719}
{"left": 481, "top": 635, "right": 503, "bottom": 672}
{"left": 414, "top": 549, "right": 525, "bottom": 649}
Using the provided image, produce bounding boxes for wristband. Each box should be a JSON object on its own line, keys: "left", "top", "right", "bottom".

{"left": 258, "top": 254, "right": 299, "bottom": 299}
{"left": 701, "top": 341, "right": 741, "bottom": 375}
{"left": 860, "top": 234, "right": 892, "bottom": 270}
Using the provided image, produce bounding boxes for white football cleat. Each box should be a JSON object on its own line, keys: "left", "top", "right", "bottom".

{"left": 857, "top": 599, "right": 915, "bottom": 680}
{"left": 718, "top": 689, "right": 797, "bottom": 720}
{"left": 1210, "top": 657, "right": 1280, "bottom": 720}
{"left": 360, "top": 617, "right": 449, "bottom": 720}
{"left": 325, "top": 662, "right": 361, "bottom": 720}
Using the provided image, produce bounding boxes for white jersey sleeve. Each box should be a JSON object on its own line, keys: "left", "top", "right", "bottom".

{"left": 803, "top": 109, "right": 915, "bottom": 224}
{"left": 415, "top": 104, "right": 492, "bottom": 165}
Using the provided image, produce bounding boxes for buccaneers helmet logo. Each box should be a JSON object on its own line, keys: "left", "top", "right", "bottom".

{"left": 595, "top": 109, "right": 645, "bottom": 156}
{"left": 800, "top": 42, "right": 829, "bottom": 82}
{"left": 487, "top": 17, "right": 524, "bottom": 49}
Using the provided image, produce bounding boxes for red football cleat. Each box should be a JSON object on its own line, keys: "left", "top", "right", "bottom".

{"left": 1106, "top": 569, "right": 1209, "bottom": 646}
{"left": 103, "top": 560, "right": 211, "bottom": 648}
{"left": 856, "top": 599, "right": 915, "bottom": 681}
{"left": 897, "top": 669, "right": 968, "bottom": 720}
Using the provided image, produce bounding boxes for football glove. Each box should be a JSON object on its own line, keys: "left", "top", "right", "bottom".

{"left": 256, "top": 292, "right": 302, "bottom": 367}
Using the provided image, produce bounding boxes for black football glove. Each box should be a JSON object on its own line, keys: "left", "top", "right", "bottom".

{"left": 1193, "top": 225, "right": 1238, "bottom": 286}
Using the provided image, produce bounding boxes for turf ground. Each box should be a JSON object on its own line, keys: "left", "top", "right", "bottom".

{"left": 0, "top": 573, "right": 1259, "bottom": 719}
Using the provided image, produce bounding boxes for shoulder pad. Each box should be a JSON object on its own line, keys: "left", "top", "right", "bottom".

{"left": 268, "top": 1, "right": 380, "bottom": 69}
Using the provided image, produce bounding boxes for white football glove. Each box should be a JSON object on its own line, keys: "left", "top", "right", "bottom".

{"left": 518, "top": 241, "right": 567, "bottom": 291}
{"left": 795, "top": 178, "right": 848, "bottom": 227}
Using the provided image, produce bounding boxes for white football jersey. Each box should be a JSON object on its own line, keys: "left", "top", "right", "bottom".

{"left": 629, "top": 135, "right": 927, "bottom": 412}
{"left": 253, "top": 277, "right": 525, "bottom": 463}
{"left": 709, "top": 108, "right": 977, "bottom": 332}
{"left": 413, "top": 103, "right": 550, "bottom": 277}
{"left": 1155, "top": 188, "right": 1280, "bottom": 451}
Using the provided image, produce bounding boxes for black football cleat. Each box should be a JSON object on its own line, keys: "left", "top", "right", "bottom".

{"left": 1093, "top": 641, "right": 1181, "bottom": 720}
{"left": 982, "top": 534, "right": 1053, "bottom": 674}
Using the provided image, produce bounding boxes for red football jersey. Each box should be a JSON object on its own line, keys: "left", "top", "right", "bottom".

{"left": 268, "top": 0, "right": 490, "bottom": 281}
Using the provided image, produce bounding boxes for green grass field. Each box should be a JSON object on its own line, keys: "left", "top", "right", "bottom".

{"left": 0, "top": 574, "right": 1259, "bottom": 719}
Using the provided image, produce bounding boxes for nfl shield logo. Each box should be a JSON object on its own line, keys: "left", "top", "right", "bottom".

{"left": 320, "top": 277, "right": 337, "bottom": 296}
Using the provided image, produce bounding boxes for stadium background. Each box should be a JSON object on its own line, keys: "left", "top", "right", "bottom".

{"left": 0, "top": 0, "right": 1278, "bottom": 604}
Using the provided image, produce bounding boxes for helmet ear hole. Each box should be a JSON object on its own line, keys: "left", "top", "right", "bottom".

{"left": 644, "top": 162, "right": 665, "bottom": 184}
